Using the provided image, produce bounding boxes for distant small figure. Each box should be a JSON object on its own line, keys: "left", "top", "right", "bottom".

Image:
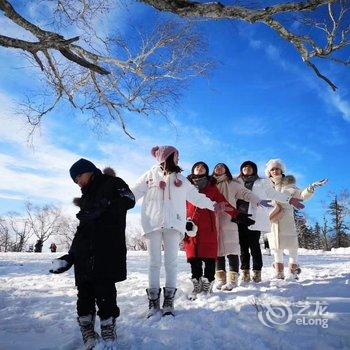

{"left": 50, "top": 242, "right": 57, "bottom": 253}
{"left": 27, "top": 244, "right": 34, "bottom": 253}
{"left": 34, "top": 239, "right": 43, "bottom": 253}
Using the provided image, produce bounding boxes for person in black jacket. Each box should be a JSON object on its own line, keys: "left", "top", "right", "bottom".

{"left": 50, "top": 159, "right": 135, "bottom": 350}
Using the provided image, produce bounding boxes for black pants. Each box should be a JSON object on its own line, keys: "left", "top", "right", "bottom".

{"left": 189, "top": 258, "right": 216, "bottom": 282}
{"left": 77, "top": 281, "right": 120, "bottom": 320}
{"left": 238, "top": 224, "right": 262, "bottom": 271}
{"left": 216, "top": 255, "right": 239, "bottom": 273}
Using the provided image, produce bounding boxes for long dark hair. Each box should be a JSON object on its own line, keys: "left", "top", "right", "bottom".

{"left": 161, "top": 152, "right": 183, "bottom": 174}
{"left": 212, "top": 163, "right": 233, "bottom": 181}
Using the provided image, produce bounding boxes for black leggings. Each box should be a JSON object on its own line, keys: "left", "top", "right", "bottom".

{"left": 216, "top": 255, "right": 239, "bottom": 273}
{"left": 189, "top": 258, "right": 216, "bottom": 282}
{"left": 77, "top": 281, "right": 120, "bottom": 320}
{"left": 238, "top": 224, "right": 263, "bottom": 271}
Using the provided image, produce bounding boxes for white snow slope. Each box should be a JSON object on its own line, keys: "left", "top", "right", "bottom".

{"left": 0, "top": 249, "right": 350, "bottom": 350}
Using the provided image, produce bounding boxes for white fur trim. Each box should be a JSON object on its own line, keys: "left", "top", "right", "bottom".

{"left": 185, "top": 219, "right": 198, "bottom": 237}
{"left": 265, "top": 159, "right": 286, "bottom": 177}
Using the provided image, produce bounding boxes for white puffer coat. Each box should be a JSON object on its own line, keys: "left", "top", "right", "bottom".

{"left": 236, "top": 177, "right": 292, "bottom": 233}
{"left": 216, "top": 179, "right": 260, "bottom": 256}
{"left": 267, "top": 175, "right": 314, "bottom": 250}
{"left": 131, "top": 165, "right": 215, "bottom": 235}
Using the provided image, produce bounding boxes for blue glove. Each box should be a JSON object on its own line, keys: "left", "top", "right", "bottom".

{"left": 259, "top": 200, "right": 273, "bottom": 208}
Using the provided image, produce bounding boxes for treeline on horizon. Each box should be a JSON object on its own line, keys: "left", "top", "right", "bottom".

{"left": 0, "top": 191, "right": 349, "bottom": 252}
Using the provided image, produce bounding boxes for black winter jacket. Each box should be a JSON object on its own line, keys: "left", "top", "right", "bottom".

{"left": 69, "top": 169, "right": 135, "bottom": 286}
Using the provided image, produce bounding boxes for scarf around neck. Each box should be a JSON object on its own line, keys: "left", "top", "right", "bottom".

{"left": 241, "top": 174, "right": 259, "bottom": 190}
{"left": 271, "top": 175, "right": 283, "bottom": 191}
{"left": 192, "top": 176, "right": 209, "bottom": 191}
{"left": 213, "top": 174, "right": 230, "bottom": 200}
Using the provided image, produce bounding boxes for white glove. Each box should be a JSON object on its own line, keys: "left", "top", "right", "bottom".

{"left": 185, "top": 219, "right": 198, "bottom": 237}
{"left": 307, "top": 178, "right": 328, "bottom": 192}
{"left": 49, "top": 254, "right": 73, "bottom": 274}
{"left": 51, "top": 259, "right": 68, "bottom": 271}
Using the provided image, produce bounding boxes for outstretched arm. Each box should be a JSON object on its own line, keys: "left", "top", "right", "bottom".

{"left": 264, "top": 179, "right": 304, "bottom": 209}
{"left": 130, "top": 171, "right": 149, "bottom": 202}
{"left": 113, "top": 177, "right": 136, "bottom": 210}
{"left": 234, "top": 182, "right": 260, "bottom": 206}
{"left": 264, "top": 179, "right": 292, "bottom": 203}
{"left": 307, "top": 179, "right": 328, "bottom": 193}
{"left": 212, "top": 187, "right": 239, "bottom": 218}
{"left": 186, "top": 182, "right": 215, "bottom": 211}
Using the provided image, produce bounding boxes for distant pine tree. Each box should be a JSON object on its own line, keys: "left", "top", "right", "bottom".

{"left": 321, "top": 216, "right": 331, "bottom": 251}
{"left": 295, "top": 210, "right": 314, "bottom": 249}
{"left": 313, "top": 222, "right": 322, "bottom": 250}
{"left": 328, "top": 194, "right": 350, "bottom": 248}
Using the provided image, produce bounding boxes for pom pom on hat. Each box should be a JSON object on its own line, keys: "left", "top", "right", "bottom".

{"left": 103, "top": 167, "right": 116, "bottom": 177}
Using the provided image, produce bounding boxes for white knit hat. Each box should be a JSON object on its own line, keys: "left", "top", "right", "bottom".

{"left": 265, "top": 159, "right": 286, "bottom": 177}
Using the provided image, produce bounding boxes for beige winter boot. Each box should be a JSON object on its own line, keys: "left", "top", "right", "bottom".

{"left": 221, "top": 271, "right": 239, "bottom": 291}
{"left": 289, "top": 263, "right": 301, "bottom": 280}
{"left": 274, "top": 262, "right": 285, "bottom": 279}
{"left": 215, "top": 270, "right": 226, "bottom": 290}
{"left": 241, "top": 269, "right": 251, "bottom": 283}
{"left": 252, "top": 270, "right": 262, "bottom": 283}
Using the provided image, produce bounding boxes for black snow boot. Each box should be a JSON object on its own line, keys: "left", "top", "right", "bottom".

{"left": 100, "top": 316, "right": 117, "bottom": 346}
{"left": 162, "top": 287, "right": 177, "bottom": 316}
{"left": 77, "top": 314, "right": 99, "bottom": 350}
{"left": 188, "top": 278, "right": 202, "bottom": 300}
{"left": 146, "top": 288, "right": 161, "bottom": 318}
{"left": 201, "top": 277, "right": 215, "bottom": 294}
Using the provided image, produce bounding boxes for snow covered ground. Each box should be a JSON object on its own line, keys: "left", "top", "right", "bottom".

{"left": 0, "top": 249, "right": 350, "bottom": 350}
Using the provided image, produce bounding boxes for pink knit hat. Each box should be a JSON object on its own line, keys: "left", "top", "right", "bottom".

{"left": 151, "top": 146, "right": 178, "bottom": 163}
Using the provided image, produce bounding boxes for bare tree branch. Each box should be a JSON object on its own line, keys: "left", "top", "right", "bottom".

{"left": 6, "top": 213, "right": 33, "bottom": 252}
{"left": 140, "top": 0, "right": 350, "bottom": 90}
{"left": 0, "top": 217, "right": 12, "bottom": 252}
{"left": 0, "top": 0, "right": 210, "bottom": 138}
{"left": 305, "top": 60, "right": 338, "bottom": 90}
{"left": 55, "top": 216, "right": 78, "bottom": 251}
{"left": 3, "top": 0, "right": 347, "bottom": 136}
{"left": 139, "top": 0, "right": 335, "bottom": 20}
{"left": 25, "top": 202, "right": 63, "bottom": 244}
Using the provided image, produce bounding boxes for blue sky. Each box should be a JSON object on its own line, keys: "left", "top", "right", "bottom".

{"left": 0, "top": 1, "right": 349, "bottom": 226}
